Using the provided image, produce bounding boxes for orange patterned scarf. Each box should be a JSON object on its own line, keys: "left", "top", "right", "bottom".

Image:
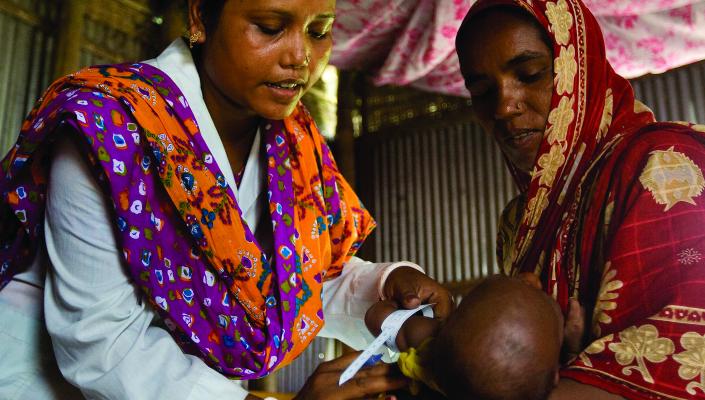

{"left": 1, "top": 63, "right": 375, "bottom": 376}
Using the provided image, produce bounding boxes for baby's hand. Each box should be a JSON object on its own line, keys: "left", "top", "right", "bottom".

{"left": 364, "top": 300, "right": 399, "bottom": 336}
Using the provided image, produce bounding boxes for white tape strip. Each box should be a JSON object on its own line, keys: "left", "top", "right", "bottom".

{"left": 338, "top": 303, "right": 434, "bottom": 386}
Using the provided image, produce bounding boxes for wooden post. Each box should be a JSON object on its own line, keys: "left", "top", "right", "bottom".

{"left": 53, "top": 0, "right": 87, "bottom": 78}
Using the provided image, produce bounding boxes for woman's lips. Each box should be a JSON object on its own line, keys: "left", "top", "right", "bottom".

{"left": 265, "top": 82, "right": 303, "bottom": 102}
{"left": 505, "top": 129, "right": 542, "bottom": 148}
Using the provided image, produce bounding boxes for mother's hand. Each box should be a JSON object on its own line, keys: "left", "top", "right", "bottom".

{"left": 293, "top": 351, "right": 407, "bottom": 400}
{"left": 382, "top": 266, "right": 454, "bottom": 320}
{"left": 562, "top": 297, "right": 587, "bottom": 365}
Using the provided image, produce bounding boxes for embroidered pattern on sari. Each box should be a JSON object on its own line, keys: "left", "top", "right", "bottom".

{"left": 591, "top": 261, "right": 622, "bottom": 337}
{"left": 639, "top": 147, "right": 705, "bottom": 212}
{"left": 608, "top": 324, "right": 675, "bottom": 385}
{"left": 673, "top": 332, "right": 705, "bottom": 396}
{"left": 0, "top": 63, "right": 375, "bottom": 378}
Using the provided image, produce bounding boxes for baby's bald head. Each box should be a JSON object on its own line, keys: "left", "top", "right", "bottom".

{"left": 431, "top": 275, "right": 563, "bottom": 400}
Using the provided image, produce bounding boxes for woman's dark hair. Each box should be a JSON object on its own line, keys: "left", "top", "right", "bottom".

{"left": 194, "top": 0, "right": 226, "bottom": 36}
{"left": 456, "top": 5, "right": 552, "bottom": 59}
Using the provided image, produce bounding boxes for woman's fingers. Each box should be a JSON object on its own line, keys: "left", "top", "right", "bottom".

{"left": 337, "top": 362, "right": 408, "bottom": 398}
{"left": 314, "top": 350, "right": 363, "bottom": 371}
{"left": 316, "top": 352, "right": 399, "bottom": 378}
{"left": 518, "top": 272, "right": 543, "bottom": 290}
{"left": 426, "top": 289, "right": 454, "bottom": 320}
{"left": 562, "top": 297, "right": 587, "bottom": 364}
{"left": 385, "top": 266, "right": 455, "bottom": 320}
{"left": 337, "top": 368, "right": 407, "bottom": 399}
{"left": 565, "top": 298, "right": 586, "bottom": 339}
{"left": 296, "top": 353, "right": 408, "bottom": 400}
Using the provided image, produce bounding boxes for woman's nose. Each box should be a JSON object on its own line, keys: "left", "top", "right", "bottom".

{"left": 494, "top": 83, "right": 524, "bottom": 120}
{"left": 282, "top": 32, "right": 311, "bottom": 69}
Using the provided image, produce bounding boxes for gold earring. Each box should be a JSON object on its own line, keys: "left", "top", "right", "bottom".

{"left": 188, "top": 31, "right": 202, "bottom": 49}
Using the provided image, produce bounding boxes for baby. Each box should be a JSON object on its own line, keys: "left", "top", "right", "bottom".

{"left": 365, "top": 275, "right": 565, "bottom": 400}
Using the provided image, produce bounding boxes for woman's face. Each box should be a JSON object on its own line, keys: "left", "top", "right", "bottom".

{"left": 458, "top": 10, "right": 553, "bottom": 173}
{"left": 195, "top": 0, "right": 335, "bottom": 120}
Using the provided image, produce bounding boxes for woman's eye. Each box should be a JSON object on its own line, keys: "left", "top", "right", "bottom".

{"left": 257, "top": 25, "right": 282, "bottom": 35}
{"left": 308, "top": 29, "right": 330, "bottom": 40}
{"left": 519, "top": 68, "right": 548, "bottom": 83}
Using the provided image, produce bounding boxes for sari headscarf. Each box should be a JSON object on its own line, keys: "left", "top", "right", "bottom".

{"left": 0, "top": 64, "right": 375, "bottom": 378}
{"left": 462, "top": 0, "right": 705, "bottom": 398}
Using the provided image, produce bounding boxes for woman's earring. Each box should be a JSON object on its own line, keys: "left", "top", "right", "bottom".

{"left": 188, "top": 31, "right": 202, "bottom": 49}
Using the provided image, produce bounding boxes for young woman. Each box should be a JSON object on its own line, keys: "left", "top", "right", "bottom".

{"left": 0, "top": 1, "right": 452, "bottom": 399}
{"left": 457, "top": 0, "right": 705, "bottom": 398}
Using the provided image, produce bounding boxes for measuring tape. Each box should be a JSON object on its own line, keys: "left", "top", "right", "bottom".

{"left": 338, "top": 303, "right": 434, "bottom": 386}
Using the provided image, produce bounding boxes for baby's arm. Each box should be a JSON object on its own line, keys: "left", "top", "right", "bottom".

{"left": 365, "top": 300, "right": 441, "bottom": 352}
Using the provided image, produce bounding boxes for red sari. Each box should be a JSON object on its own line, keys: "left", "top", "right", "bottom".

{"left": 465, "top": 0, "right": 705, "bottom": 398}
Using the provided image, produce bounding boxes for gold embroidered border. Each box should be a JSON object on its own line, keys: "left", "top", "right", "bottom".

{"left": 566, "top": 366, "right": 691, "bottom": 400}
{"left": 649, "top": 305, "right": 705, "bottom": 327}
{"left": 569, "top": 0, "right": 587, "bottom": 160}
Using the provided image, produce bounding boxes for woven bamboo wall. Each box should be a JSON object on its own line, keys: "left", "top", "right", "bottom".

{"left": 632, "top": 61, "right": 705, "bottom": 124}
{"left": 0, "top": 0, "right": 58, "bottom": 153}
{"left": 80, "top": 0, "right": 159, "bottom": 66}
{"left": 0, "top": 0, "right": 162, "bottom": 154}
{"left": 356, "top": 108, "right": 515, "bottom": 290}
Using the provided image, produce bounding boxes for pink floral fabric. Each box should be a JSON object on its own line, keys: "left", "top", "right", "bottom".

{"left": 591, "top": 1, "right": 705, "bottom": 77}
{"left": 331, "top": 0, "right": 705, "bottom": 97}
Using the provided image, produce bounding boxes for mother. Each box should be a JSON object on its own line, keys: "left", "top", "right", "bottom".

{"left": 457, "top": 0, "right": 705, "bottom": 398}
{"left": 0, "top": 0, "right": 451, "bottom": 399}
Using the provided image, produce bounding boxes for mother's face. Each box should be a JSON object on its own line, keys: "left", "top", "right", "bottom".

{"left": 458, "top": 9, "right": 553, "bottom": 173}
{"left": 193, "top": 0, "right": 335, "bottom": 120}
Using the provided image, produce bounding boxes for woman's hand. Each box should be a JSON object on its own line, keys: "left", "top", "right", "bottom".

{"left": 382, "top": 266, "right": 454, "bottom": 320}
{"left": 562, "top": 297, "right": 587, "bottom": 365}
{"left": 293, "top": 351, "right": 407, "bottom": 400}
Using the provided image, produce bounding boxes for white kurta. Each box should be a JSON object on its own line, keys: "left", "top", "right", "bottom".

{"left": 0, "top": 39, "right": 422, "bottom": 399}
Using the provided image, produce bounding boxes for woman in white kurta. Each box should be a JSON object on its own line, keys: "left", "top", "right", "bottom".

{"left": 0, "top": 1, "right": 452, "bottom": 399}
